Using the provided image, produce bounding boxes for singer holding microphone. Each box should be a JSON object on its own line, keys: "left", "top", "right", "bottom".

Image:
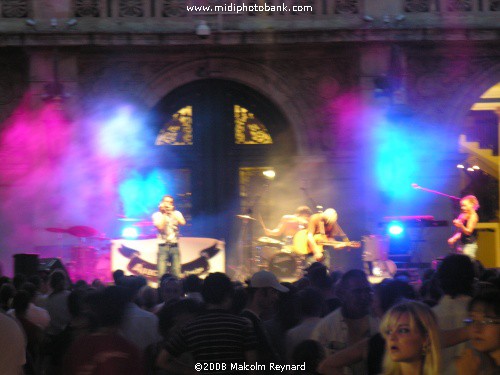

{"left": 447, "top": 195, "right": 479, "bottom": 259}
{"left": 152, "top": 195, "right": 186, "bottom": 280}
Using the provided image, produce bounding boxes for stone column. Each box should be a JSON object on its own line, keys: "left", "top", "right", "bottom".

{"left": 28, "top": 49, "right": 79, "bottom": 117}
{"left": 496, "top": 107, "right": 500, "bottom": 219}
{"left": 27, "top": 48, "right": 80, "bottom": 245}
{"left": 359, "top": 45, "right": 392, "bottom": 234}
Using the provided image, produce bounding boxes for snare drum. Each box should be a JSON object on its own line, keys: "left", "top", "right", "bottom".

{"left": 268, "top": 252, "right": 302, "bottom": 281}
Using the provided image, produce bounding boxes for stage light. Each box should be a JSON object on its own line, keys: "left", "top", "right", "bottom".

{"left": 196, "top": 20, "right": 211, "bottom": 38}
{"left": 457, "top": 164, "right": 465, "bottom": 169}
{"left": 472, "top": 165, "right": 480, "bottom": 170}
{"left": 122, "top": 227, "right": 139, "bottom": 239}
{"left": 387, "top": 221, "right": 404, "bottom": 236}
{"left": 467, "top": 167, "right": 474, "bottom": 172}
{"left": 262, "top": 170, "right": 275, "bottom": 179}
{"left": 66, "top": 18, "right": 78, "bottom": 27}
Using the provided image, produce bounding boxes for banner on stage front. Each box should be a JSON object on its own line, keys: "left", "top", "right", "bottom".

{"left": 111, "top": 237, "right": 225, "bottom": 282}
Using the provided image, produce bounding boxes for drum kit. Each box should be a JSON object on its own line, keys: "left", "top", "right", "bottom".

{"left": 255, "top": 236, "right": 305, "bottom": 281}
{"left": 45, "top": 225, "right": 110, "bottom": 282}
{"left": 235, "top": 211, "right": 307, "bottom": 281}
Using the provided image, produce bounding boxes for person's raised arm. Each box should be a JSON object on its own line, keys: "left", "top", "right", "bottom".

{"left": 173, "top": 210, "right": 186, "bottom": 226}
{"left": 263, "top": 222, "right": 284, "bottom": 237}
{"left": 317, "top": 338, "right": 368, "bottom": 374}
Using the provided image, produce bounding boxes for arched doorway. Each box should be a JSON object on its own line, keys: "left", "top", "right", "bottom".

{"left": 149, "top": 79, "right": 296, "bottom": 249}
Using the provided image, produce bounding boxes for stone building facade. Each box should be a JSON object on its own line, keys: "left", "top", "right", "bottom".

{"left": 0, "top": 0, "right": 498, "bottom": 275}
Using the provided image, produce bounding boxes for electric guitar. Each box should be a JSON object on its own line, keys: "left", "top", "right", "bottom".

{"left": 293, "top": 229, "right": 361, "bottom": 260}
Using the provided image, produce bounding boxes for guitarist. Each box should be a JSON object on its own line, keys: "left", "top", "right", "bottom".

{"left": 307, "top": 208, "right": 350, "bottom": 267}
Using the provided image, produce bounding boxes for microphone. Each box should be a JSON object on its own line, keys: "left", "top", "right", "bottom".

{"left": 411, "top": 183, "right": 420, "bottom": 189}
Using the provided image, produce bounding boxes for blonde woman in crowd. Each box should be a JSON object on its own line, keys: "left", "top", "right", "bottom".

{"left": 380, "top": 300, "right": 441, "bottom": 375}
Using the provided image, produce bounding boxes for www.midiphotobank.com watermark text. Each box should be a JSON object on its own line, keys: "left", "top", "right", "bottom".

{"left": 187, "top": 2, "right": 313, "bottom": 13}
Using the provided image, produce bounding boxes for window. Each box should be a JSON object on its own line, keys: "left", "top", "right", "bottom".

{"left": 234, "top": 105, "right": 273, "bottom": 144}
{"left": 155, "top": 106, "right": 193, "bottom": 145}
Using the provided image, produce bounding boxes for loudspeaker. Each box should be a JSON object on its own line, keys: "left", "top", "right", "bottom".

{"left": 13, "top": 254, "right": 39, "bottom": 277}
{"left": 38, "top": 258, "right": 66, "bottom": 274}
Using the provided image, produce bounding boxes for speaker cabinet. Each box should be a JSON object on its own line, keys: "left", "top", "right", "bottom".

{"left": 13, "top": 254, "right": 39, "bottom": 277}
{"left": 38, "top": 258, "right": 67, "bottom": 274}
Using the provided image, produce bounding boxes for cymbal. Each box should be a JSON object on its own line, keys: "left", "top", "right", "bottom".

{"left": 257, "top": 236, "right": 284, "bottom": 245}
{"left": 66, "top": 226, "right": 99, "bottom": 238}
{"left": 45, "top": 227, "right": 68, "bottom": 234}
{"left": 236, "top": 215, "right": 256, "bottom": 221}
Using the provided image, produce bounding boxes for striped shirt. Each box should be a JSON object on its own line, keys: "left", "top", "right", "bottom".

{"left": 164, "top": 309, "right": 257, "bottom": 373}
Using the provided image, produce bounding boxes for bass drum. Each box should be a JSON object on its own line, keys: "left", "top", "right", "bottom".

{"left": 268, "top": 252, "right": 302, "bottom": 282}
{"left": 257, "top": 245, "right": 280, "bottom": 261}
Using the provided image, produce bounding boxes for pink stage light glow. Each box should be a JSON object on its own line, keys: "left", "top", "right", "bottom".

{"left": 0, "top": 97, "right": 158, "bottom": 279}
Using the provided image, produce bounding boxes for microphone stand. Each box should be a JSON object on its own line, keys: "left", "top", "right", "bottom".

{"left": 237, "top": 184, "right": 267, "bottom": 279}
{"left": 411, "top": 183, "right": 461, "bottom": 251}
{"left": 411, "top": 183, "right": 460, "bottom": 201}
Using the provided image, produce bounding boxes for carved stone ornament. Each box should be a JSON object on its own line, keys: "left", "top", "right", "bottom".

{"left": 2, "top": 0, "right": 28, "bottom": 18}
{"left": 75, "top": 0, "right": 100, "bottom": 17}
{"left": 119, "top": 0, "right": 144, "bottom": 17}
{"left": 405, "top": 0, "right": 431, "bottom": 12}
{"left": 162, "top": 0, "right": 187, "bottom": 17}
{"left": 335, "top": 0, "right": 359, "bottom": 14}
{"left": 447, "top": 0, "right": 472, "bottom": 11}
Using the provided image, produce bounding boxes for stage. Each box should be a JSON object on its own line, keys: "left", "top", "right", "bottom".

{"left": 18, "top": 237, "right": 225, "bottom": 285}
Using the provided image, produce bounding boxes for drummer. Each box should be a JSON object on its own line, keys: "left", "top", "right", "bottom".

{"left": 261, "top": 206, "right": 313, "bottom": 247}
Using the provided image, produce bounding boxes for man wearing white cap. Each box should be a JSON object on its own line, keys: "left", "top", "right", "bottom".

{"left": 241, "top": 270, "right": 288, "bottom": 365}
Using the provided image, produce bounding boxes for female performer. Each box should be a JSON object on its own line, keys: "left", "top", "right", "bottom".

{"left": 447, "top": 195, "right": 480, "bottom": 259}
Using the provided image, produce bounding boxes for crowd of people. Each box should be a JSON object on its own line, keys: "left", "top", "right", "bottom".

{"left": 0, "top": 253, "right": 499, "bottom": 375}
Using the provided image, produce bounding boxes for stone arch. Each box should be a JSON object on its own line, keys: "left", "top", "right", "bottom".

{"left": 140, "top": 56, "right": 308, "bottom": 155}
{"left": 445, "top": 62, "right": 500, "bottom": 135}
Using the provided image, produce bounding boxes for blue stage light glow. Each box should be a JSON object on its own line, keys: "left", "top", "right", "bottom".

{"left": 388, "top": 222, "right": 404, "bottom": 236}
{"left": 119, "top": 168, "right": 173, "bottom": 219}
